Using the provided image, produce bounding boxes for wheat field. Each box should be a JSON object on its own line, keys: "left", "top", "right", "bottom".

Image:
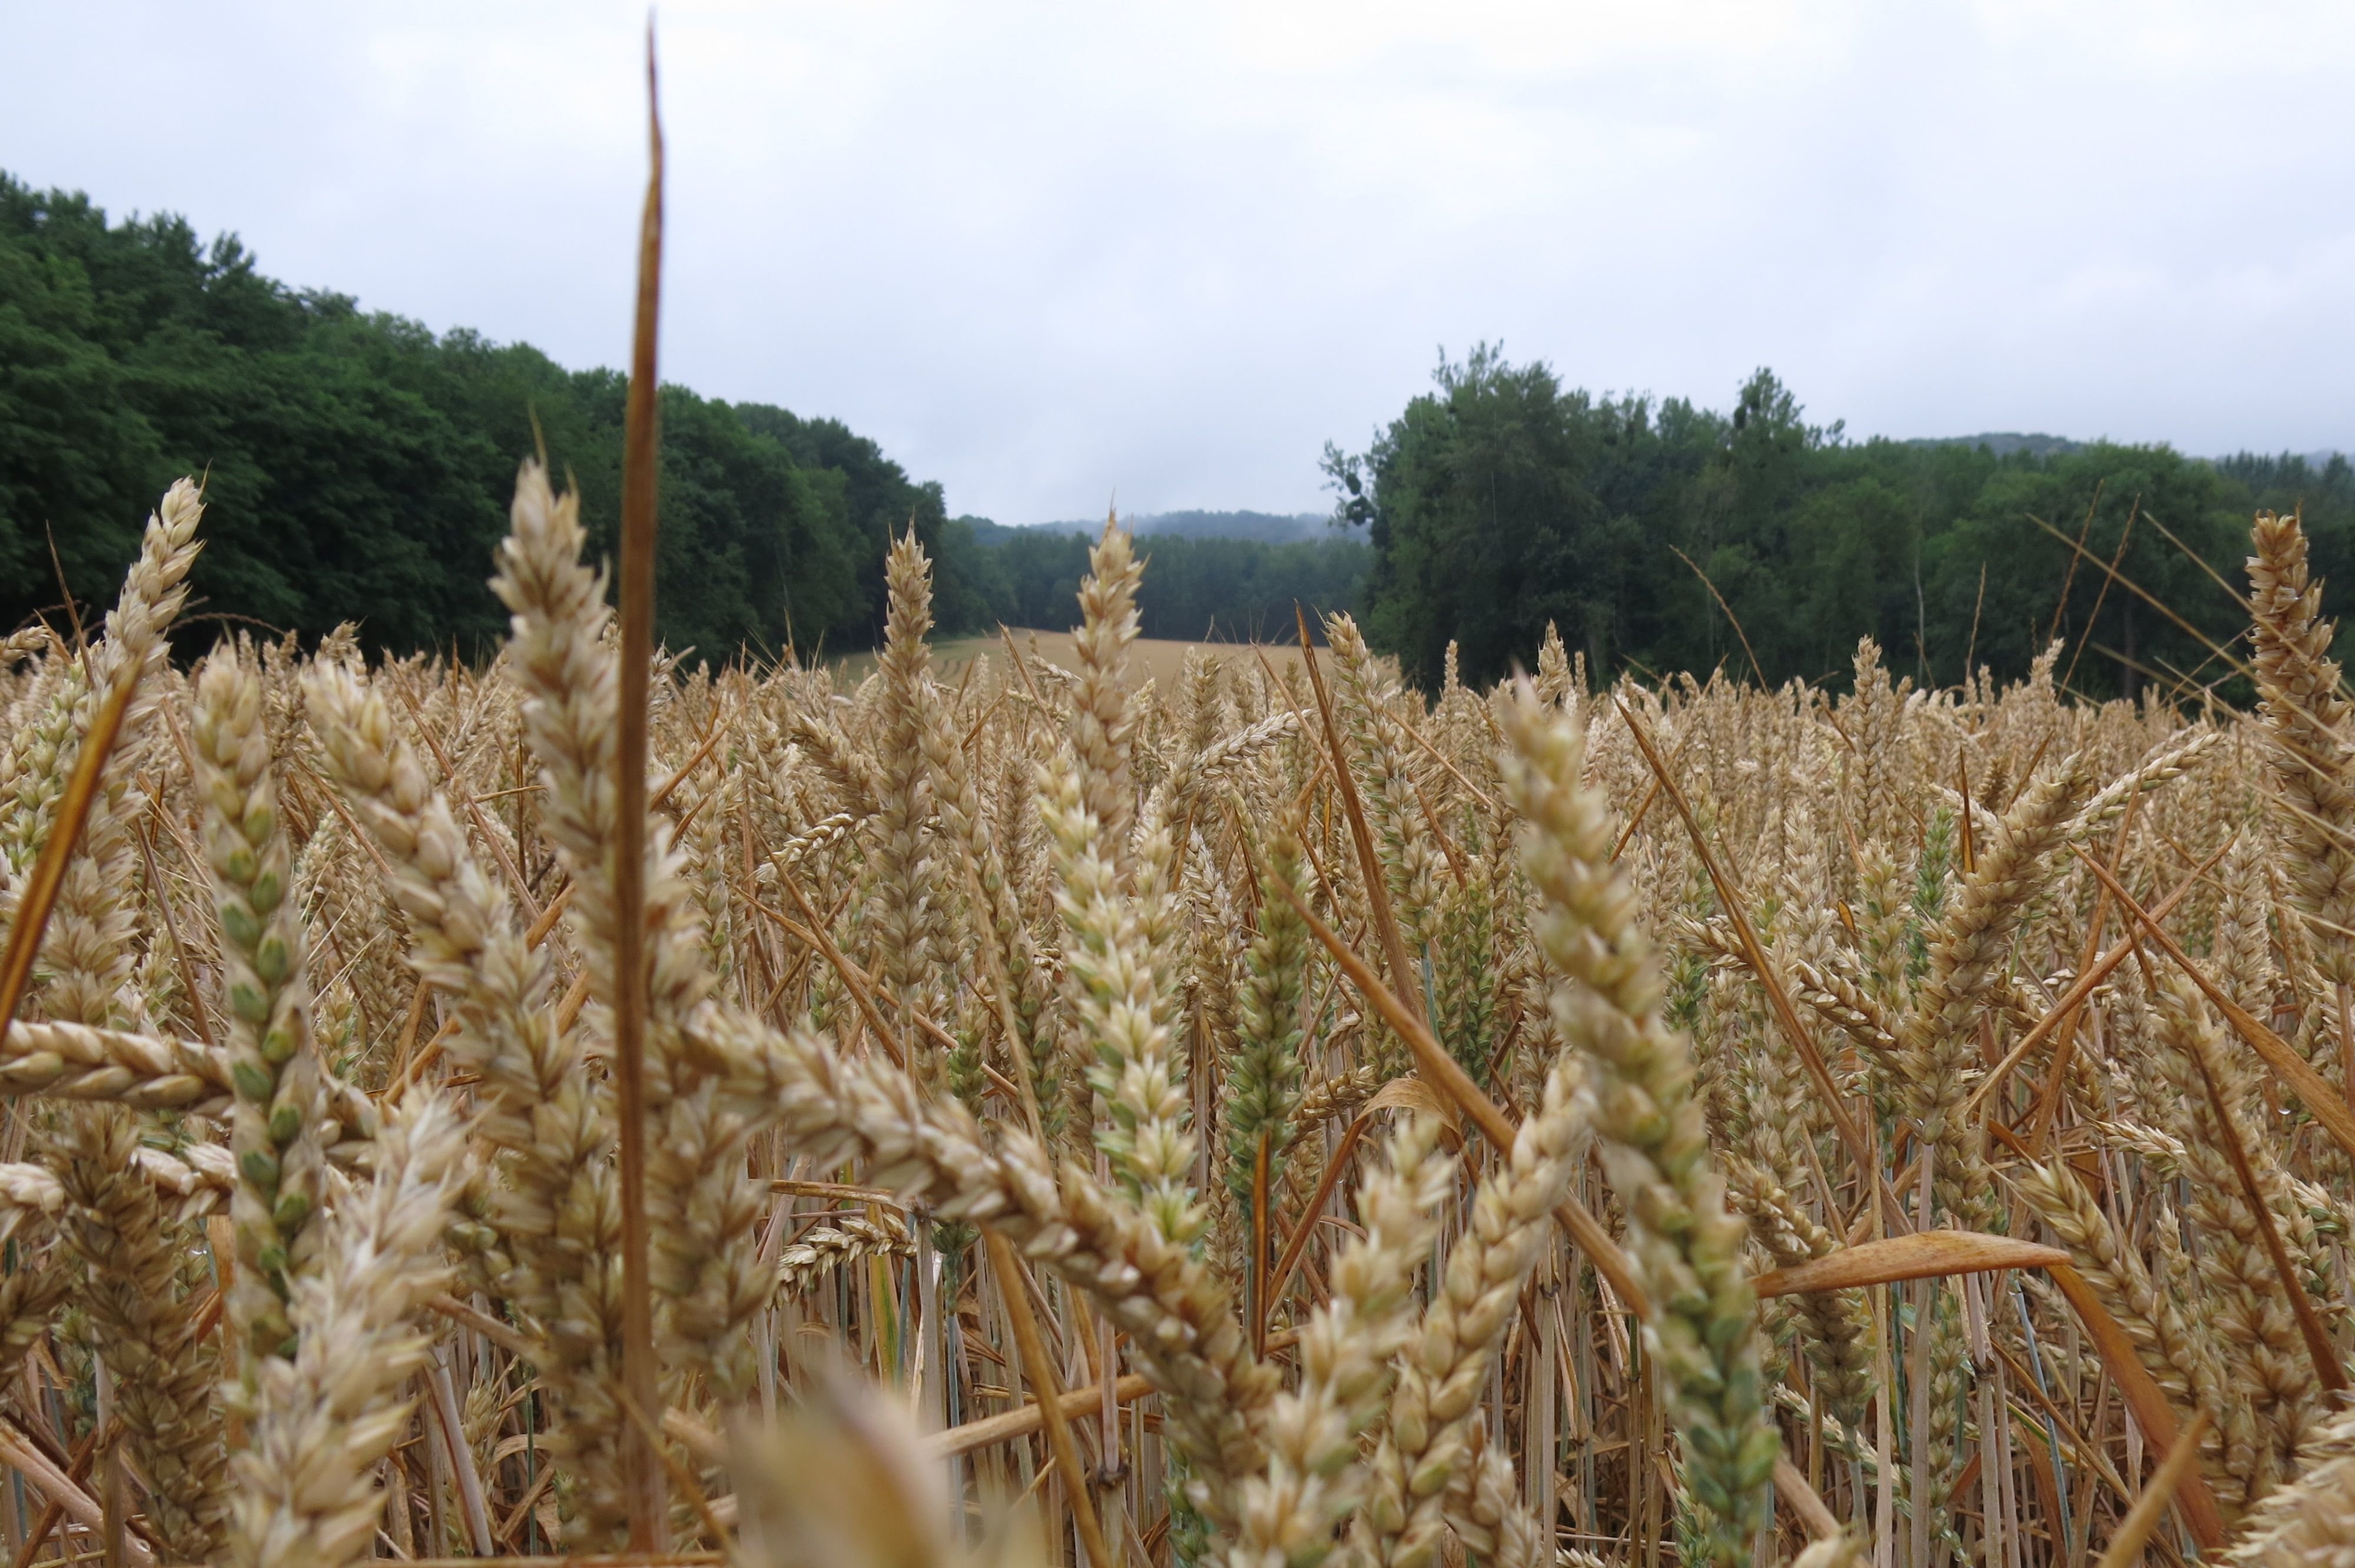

{"left": 6, "top": 462, "right": 2355, "bottom": 1568}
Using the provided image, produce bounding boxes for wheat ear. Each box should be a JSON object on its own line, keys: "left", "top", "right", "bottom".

{"left": 1224, "top": 826, "right": 1309, "bottom": 1216}
{"left": 1048, "top": 765, "right": 1200, "bottom": 1238}
{"left": 0, "top": 1221, "right": 68, "bottom": 1371}
{"left": 1500, "top": 686, "right": 1775, "bottom": 1566}
{"left": 736, "top": 1011, "right": 1276, "bottom": 1532}
{"left": 1229, "top": 1116, "right": 1453, "bottom": 1568}
{"left": 2063, "top": 728, "right": 2218, "bottom": 842}
{"left": 301, "top": 655, "right": 638, "bottom": 1527}
{"left": 1900, "top": 756, "right": 2091, "bottom": 1230}
{"left": 491, "top": 459, "right": 767, "bottom": 1408}
{"left": 1724, "top": 1157, "right": 1873, "bottom": 1427}
{"left": 1443, "top": 1441, "right": 1551, "bottom": 1568}
{"left": 2147, "top": 972, "right": 2318, "bottom": 1509}
{"left": 1067, "top": 518, "right": 1143, "bottom": 866}
{"left": 2230, "top": 1403, "right": 2355, "bottom": 1568}
{"left": 776, "top": 1208, "right": 914, "bottom": 1299}
{"left": 1326, "top": 614, "right": 1445, "bottom": 955}
{"left": 0, "top": 1162, "right": 60, "bottom": 1244}
{"left": 38, "top": 478, "right": 204, "bottom": 1027}
{"left": 193, "top": 647, "right": 332, "bottom": 1367}
{"left": 56, "top": 1103, "right": 228, "bottom": 1560}
{"left": 1352, "top": 1065, "right": 1586, "bottom": 1568}
{"left": 2016, "top": 1158, "right": 2213, "bottom": 1402}
{"left": 1168, "top": 712, "right": 1299, "bottom": 821}
{"left": 0, "top": 660, "right": 86, "bottom": 895}
{"left": 869, "top": 528, "right": 948, "bottom": 1051}
{"left": 0, "top": 1018, "right": 232, "bottom": 1109}
{"left": 2248, "top": 509, "right": 2355, "bottom": 986}
{"left": 230, "top": 1088, "right": 465, "bottom": 1568}
{"left": 1786, "top": 956, "right": 1901, "bottom": 1076}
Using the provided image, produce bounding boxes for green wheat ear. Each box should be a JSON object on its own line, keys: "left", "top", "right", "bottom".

{"left": 1502, "top": 684, "right": 1774, "bottom": 1567}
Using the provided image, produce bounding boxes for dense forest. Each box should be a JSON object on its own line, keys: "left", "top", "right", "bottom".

{"left": 1328, "top": 344, "right": 2355, "bottom": 697}
{"left": 0, "top": 174, "right": 1363, "bottom": 658}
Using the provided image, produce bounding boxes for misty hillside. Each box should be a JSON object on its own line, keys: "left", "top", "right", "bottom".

{"left": 1913, "top": 432, "right": 2350, "bottom": 468}
{"left": 1908, "top": 432, "right": 2085, "bottom": 459}
{"left": 973, "top": 509, "right": 1359, "bottom": 546}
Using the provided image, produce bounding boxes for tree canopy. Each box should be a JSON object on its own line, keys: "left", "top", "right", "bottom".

{"left": 0, "top": 174, "right": 981, "bottom": 659}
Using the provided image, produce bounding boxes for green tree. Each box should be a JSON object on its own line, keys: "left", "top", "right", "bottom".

{"left": 1335, "top": 347, "right": 2284, "bottom": 699}
{"left": 1329, "top": 344, "right": 1630, "bottom": 690}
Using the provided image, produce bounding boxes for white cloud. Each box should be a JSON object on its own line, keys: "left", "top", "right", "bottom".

{"left": 7, "top": 1, "right": 2354, "bottom": 523}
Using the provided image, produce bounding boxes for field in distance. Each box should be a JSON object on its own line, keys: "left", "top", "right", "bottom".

{"left": 821, "top": 627, "right": 1311, "bottom": 687}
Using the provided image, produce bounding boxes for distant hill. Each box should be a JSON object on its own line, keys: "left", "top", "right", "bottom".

{"left": 956, "top": 510, "right": 1371, "bottom": 640}
{"left": 1131, "top": 509, "right": 1351, "bottom": 543}
{"left": 971, "top": 509, "right": 1362, "bottom": 547}
{"left": 1908, "top": 432, "right": 2086, "bottom": 459}
{"left": 1912, "top": 434, "right": 2354, "bottom": 470}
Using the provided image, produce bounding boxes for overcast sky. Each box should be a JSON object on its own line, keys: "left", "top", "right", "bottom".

{"left": 8, "top": 2, "right": 2354, "bottom": 523}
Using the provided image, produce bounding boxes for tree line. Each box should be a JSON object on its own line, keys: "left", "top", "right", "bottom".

{"left": 1327, "top": 344, "right": 2354, "bottom": 698}
{"left": 0, "top": 174, "right": 1365, "bottom": 660}
{"left": 970, "top": 520, "right": 1367, "bottom": 644}
{"left": 16, "top": 172, "right": 2336, "bottom": 690}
